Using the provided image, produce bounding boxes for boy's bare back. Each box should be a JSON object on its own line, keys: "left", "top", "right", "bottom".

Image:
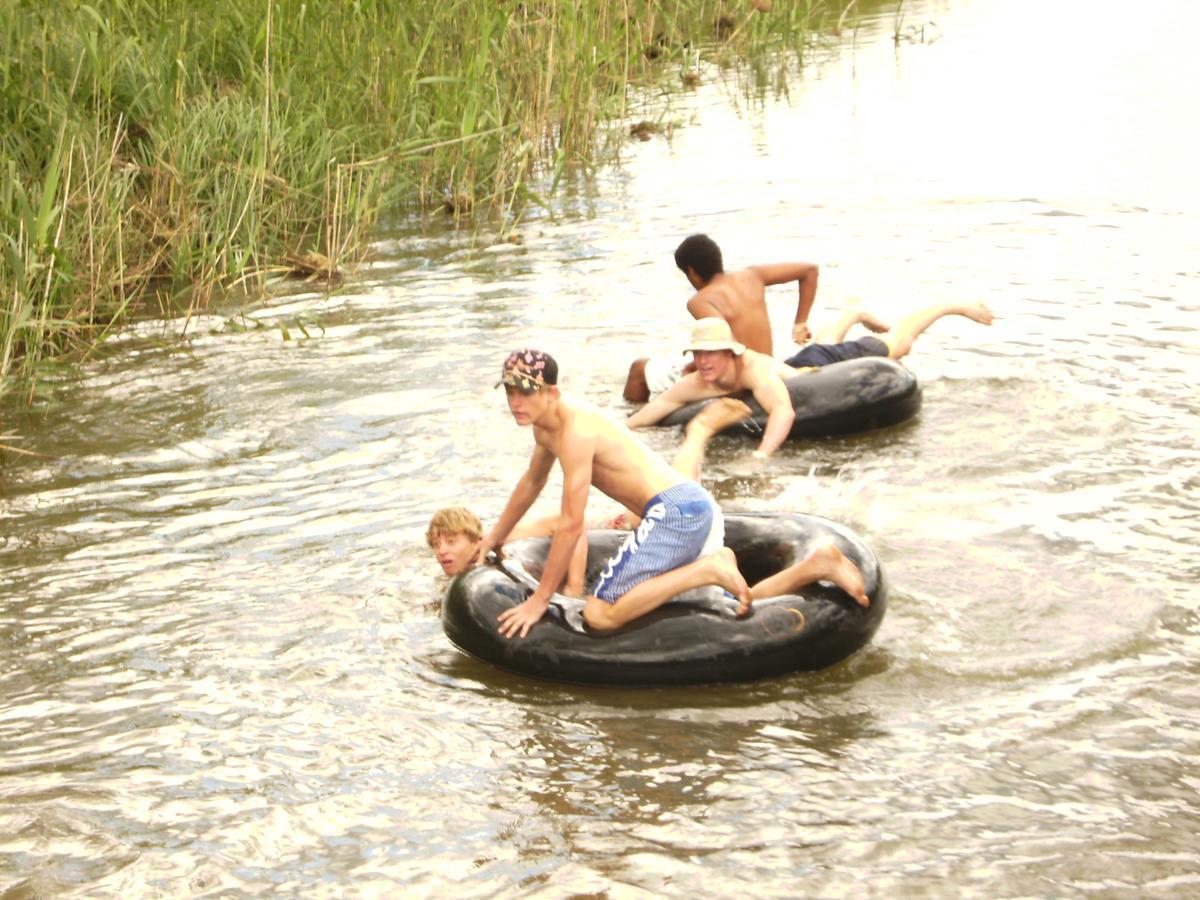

{"left": 687, "top": 269, "right": 773, "bottom": 355}
{"left": 534, "top": 397, "right": 686, "bottom": 516}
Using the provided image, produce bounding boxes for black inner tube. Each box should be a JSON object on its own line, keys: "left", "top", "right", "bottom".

{"left": 443, "top": 512, "right": 888, "bottom": 686}
{"left": 657, "top": 356, "right": 921, "bottom": 439}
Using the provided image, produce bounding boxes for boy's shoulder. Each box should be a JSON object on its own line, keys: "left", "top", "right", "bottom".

{"left": 741, "top": 350, "right": 789, "bottom": 384}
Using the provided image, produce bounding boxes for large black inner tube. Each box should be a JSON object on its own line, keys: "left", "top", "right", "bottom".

{"left": 658, "top": 356, "right": 921, "bottom": 439}
{"left": 442, "top": 512, "right": 887, "bottom": 686}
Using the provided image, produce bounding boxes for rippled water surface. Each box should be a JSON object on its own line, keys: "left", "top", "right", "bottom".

{"left": 3, "top": 0, "right": 1199, "bottom": 895}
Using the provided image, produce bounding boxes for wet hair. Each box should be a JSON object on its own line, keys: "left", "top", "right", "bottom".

{"left": 426, "top": 507, "right": 482, "bottom": 546}
{"left": 674, "top": 234, "right": 724, "bottom": 282}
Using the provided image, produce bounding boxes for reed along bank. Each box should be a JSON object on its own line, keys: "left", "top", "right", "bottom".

{"left": 0, "top": 0, "right": 844, "bottom": 403}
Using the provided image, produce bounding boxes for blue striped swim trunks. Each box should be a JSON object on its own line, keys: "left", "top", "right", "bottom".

{"left": 591, "top": 481, "right": 724, "bottom": 603}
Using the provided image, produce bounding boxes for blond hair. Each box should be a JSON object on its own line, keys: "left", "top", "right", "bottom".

{"left": 425, "top": 507, "right": 482, "bottom": 547}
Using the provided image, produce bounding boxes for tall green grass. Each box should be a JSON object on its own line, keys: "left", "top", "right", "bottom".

{"left": 0, "top": 0, "right": 848, "bottom": 403}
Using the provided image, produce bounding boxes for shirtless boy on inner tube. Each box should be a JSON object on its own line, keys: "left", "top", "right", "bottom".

{"left": 626, "top": 304, "right": 996, "bottom": 456}
{"left": 626, "top": 317, "right": 799, "bottom": 459}
{"left": 426, "top": 394, "right": 749, "bottom": 590}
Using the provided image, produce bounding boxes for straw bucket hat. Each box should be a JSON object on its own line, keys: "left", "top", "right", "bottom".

{"left": 686, "top": 317, "right": 746, "bottom": 355}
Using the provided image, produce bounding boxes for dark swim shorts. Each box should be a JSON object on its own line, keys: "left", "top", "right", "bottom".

{"left": 784, "top": 335, "right": 890, "bottom": 368}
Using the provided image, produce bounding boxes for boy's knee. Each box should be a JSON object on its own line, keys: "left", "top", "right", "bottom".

{"left": 583, "top": 599, "right": 620, "bottom": 632}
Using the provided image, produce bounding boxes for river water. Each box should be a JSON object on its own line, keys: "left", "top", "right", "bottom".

{"left": 2, "top": 0, "right": 1198, "bottom": 896}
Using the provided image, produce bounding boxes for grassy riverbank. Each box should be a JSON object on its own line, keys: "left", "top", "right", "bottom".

{"left": 1, "top": 0, "right": 839, "bottom": 403}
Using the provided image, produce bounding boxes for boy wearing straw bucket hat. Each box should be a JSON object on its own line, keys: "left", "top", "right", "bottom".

{"left": 626, "top": 318, "right": 799, "bottom": 460}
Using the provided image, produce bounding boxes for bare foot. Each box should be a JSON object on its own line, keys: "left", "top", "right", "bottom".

{"left": 703, "top": 546, "right": 752, "bottom": 616}
{"left": 808, "top": 542, "right": 869, "bottom": 608}
{"left": 856, "top": 310, "right": 891, "bottom": 334}
{"left": 687, "top": 398, "right": 752, "bottom": 437}
{"left": 962, "top": 302, "right": 994, "bottom": 326}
